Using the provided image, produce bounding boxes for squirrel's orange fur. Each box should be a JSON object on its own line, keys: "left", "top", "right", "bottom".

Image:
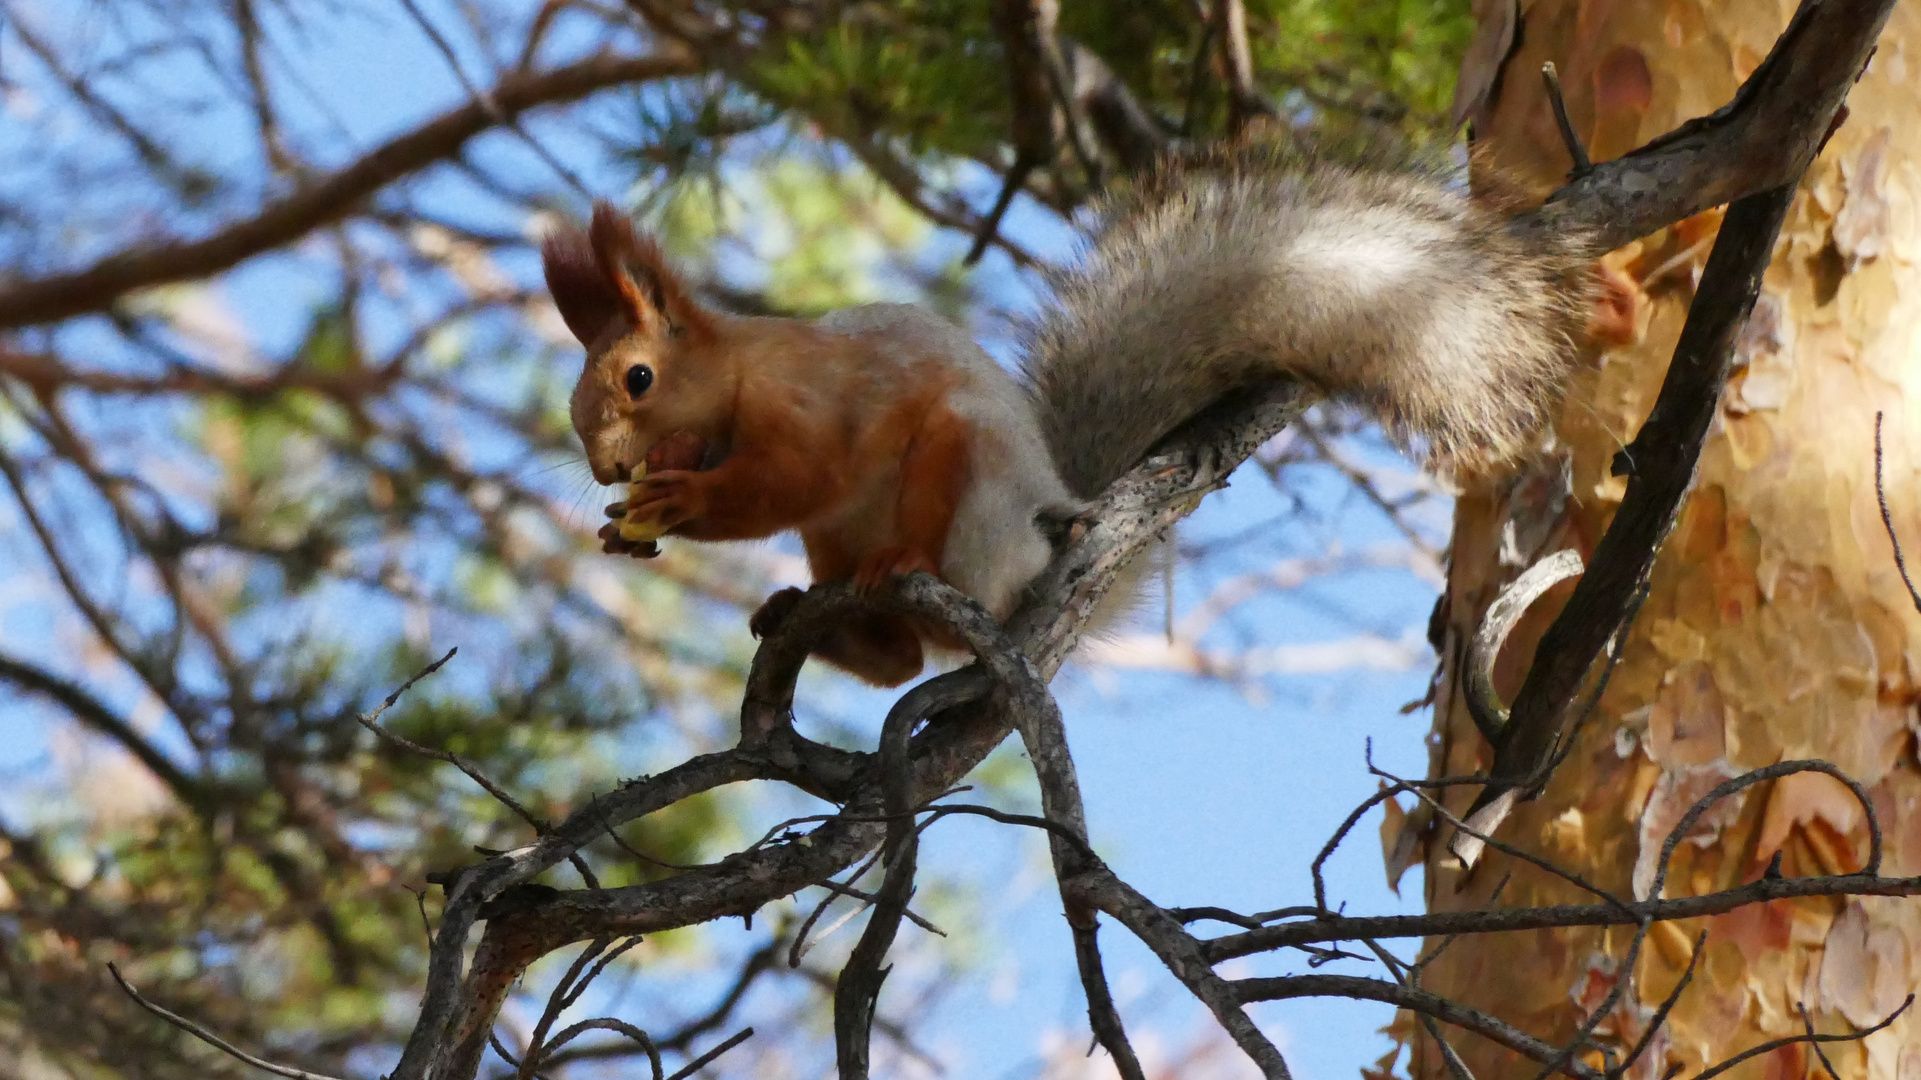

{"left": 547, "top": 206, "right": 1065, "bottom": 684}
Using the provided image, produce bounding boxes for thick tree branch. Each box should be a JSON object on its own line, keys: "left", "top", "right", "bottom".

{"left": 1067, "top": 866, "right": 1293, "bottom": 1079}
{"left": 1518, "top": 0, "right": 1890, "bottom": 255}
{"left": 1465, "top": 183, "right": 1799, "bottom": 839}
{"left": 385, "top": 385, "right": 1312, "bottom": 1078}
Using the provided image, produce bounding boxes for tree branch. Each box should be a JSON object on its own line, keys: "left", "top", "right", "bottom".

{"left": 0, "top": 651, "right": 203, "bottom": 804}
{"left": 109, "top": 963, "right": 351, "bottom": 1080}
{"left": 1465, "top": 181, "right": 1801, "bottom": 841}
{"left": 1519, "top": 0, "right": 1889, "bottom": 255}
{"left": 0, "top": 50, "right": 696, "bottom": 329}
{"left": 832, "top": 669, "right": 987, "bottom": 1079}
{"left": 1235, "top": 974, "right": 1601, "bottom": 1080}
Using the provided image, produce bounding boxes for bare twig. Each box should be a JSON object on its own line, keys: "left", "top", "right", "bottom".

{"left": 962, "top": 153, "right": 1040, "bottom": 267}
{"left": 1539, "top": 62, "right": 1592, "bottom": 176}
{"left": 1215, "top": 0, "right": 1272, "bottom": 133}
{"left": 1235, "top": 973, "right": 1600, "bottom": 1080}
{"left": 1208, "top": 865, "right": 1921, "bottom": 962}
{"left": 1373, "top": 940, "right": 1479, "bottom": 1080}
{"left": 1692, "top": 996, "right": 1911, "bottom": 1080}
{"left": 357, "top": 648, "right": 597, "bottom": 891}
{"left": 1212, "top": 758, "right": 1892, "bottom": 962}
{"left": 913, "top": 804, "right": 1099, "bottom": 863}
{"left": 970, "top": 0, "right": 1059, "bottom": 265}
{"left": 1463, "top": 549, "right": 1585, "bottom": 742}
{"left": 1796, "top": 1004, "right": 1842, "bottom": 1080}
{"left": 540, "top": 1018, "right": 662, "bottom": 1080}
{"left": 1068, "top": 921, "right": 1146, "bottom": 1080}
{"left": 1875, "top": 412, "right": 1921, "bottom": 612}
{"left": 664, "top": 1027, "right": 754, "bottom": 1080}
{"left": 0, "top": 50, "right": 697, "bottom": 329}
{"left": 833, "top": 668, "right": 988, "bottom": 1079}
{"left": 790, "top": 850, "right": 887, "bottom": 967}
{"left": 395, "top": 0, "right": 596, "bottom": 198}
{"left": 1646, "top": 760, "right": 1882, "bottom": 896}
{"left": 1000, "top": 651, "right": 1148, "bottom": 1080}
{"left": 108, "top": 963, "right": 351, "bottom": 1080}
{"left": 1379, "top": 763, "right": 1636, "bottom": 916}
{"left": 1610, "top": 930, "right": 1704, "bottom": 1078}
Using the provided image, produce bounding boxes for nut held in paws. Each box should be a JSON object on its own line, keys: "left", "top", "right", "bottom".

{"left": 618, "top": 431, "right": 710, "bottom": 542}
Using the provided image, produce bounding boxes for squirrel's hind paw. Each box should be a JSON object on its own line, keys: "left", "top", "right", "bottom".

{"left": 750, "top": 587, "right": 807, "bottom": 639}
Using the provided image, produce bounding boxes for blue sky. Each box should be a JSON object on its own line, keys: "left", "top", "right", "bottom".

{"left": 0, "top": 4, "right": 1460, "bottom": 1077}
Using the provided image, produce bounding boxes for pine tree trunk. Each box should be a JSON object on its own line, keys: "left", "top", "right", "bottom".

{"left": 1405, "top": 0, "right": 1921, "bottom": 1075}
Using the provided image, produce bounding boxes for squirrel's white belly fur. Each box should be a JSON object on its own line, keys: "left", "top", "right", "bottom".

{"left": 814, "top": 304, "right": 1074, "bottom": 621}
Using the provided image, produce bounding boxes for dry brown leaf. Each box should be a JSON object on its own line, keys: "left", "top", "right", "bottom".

{"left": 1379, "top": 790, "right": 1424, "bottom": 895}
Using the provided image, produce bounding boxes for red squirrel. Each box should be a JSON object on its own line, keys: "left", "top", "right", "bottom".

{"left": 542, "top": 144, "right": 1592, "bottom": 687}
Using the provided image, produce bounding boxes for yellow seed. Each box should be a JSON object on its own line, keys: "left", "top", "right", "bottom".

{"left": 618, "top": 516, "right": 667, "bottom": 542}
{"left": 618, "top": 472, "right": 665, "bottom": 541}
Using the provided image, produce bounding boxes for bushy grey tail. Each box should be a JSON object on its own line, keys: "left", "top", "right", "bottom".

{"left": 1020, "top": 143, "right": 1594, "bottom": 499}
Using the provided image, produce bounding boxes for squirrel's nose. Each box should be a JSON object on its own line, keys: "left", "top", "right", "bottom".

{"left": 587, "top": 459, "right": 629, "bottom": 486}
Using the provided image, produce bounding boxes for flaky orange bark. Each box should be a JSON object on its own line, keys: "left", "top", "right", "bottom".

{"left": 1397, "top": 1, "right": 1921, "bottom": 1076}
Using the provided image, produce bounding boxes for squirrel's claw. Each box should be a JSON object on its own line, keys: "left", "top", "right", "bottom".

{"left": 596, "top": 521, "right": 660, "bottom": 559}
{"left": 750, "top": 587, "right": 806, "bottom": 639}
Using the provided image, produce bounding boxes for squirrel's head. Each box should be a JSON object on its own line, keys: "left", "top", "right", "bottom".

{"left": 543, "top": 202, "right": 726, "bottom": 486}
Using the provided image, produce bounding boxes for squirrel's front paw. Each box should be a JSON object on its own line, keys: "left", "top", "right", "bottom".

{"left": 750, "top": 587, "right": 806, "bottom": 639}
{"left": 627, "top": 469, "right": 709, "bottom": 530}
{"left": 596, "top": 521, "right": 661, "bottom": 559}
{"left": 852, "top": 546, "right": 939, "bottom": 593}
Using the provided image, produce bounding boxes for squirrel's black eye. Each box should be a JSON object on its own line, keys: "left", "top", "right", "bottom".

{"left": 624, "top": 364, "right": 654, "bottom": 398}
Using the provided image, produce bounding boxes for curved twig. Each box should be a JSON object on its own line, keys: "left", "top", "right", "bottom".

{"left": 1876, "top": 412, "right": 1921, "bottom": 613}
{"left": 1692, "top": 996, "right": 1911, "bottom": 1080}
{"left": 833, "top": 667, "right": 991, "bottom": 1078}
{"left": 1234, "top": 973, "right": 1601, "bottom": 1080}
{"left": 1463, "top": 549, "right": 1585, "bottom": 742}
{"left": 109, "top": 963, "right": 350, "bottom": 1080}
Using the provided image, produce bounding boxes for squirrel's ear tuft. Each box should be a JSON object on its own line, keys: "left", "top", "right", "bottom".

{"left": 542, "top": 222, "right": 627, "bottom": 347}
{"left": 586, "top": 201, "right": 711, "bottom": 341}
